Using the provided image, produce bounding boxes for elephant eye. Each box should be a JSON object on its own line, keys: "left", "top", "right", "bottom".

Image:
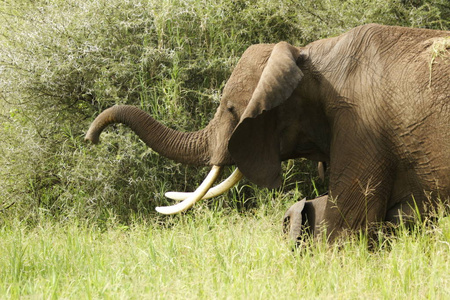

{"left": 227, "top": 106, "right": 235, "bottom": 113}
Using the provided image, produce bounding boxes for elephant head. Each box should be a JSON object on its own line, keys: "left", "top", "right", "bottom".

{"left": 283, "top": 195, "right": 328, "bottom": 242}
{"left": 86, "top": 41, "right": 330, "bottom": 214}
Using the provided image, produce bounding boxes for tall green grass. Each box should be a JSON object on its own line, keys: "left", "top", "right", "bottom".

{"left": 1, "top": 212, "right": 449, "bottom": 299}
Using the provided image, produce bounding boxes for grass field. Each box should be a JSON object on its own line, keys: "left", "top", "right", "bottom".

{"left": 1, "top": 0, "right": 449, "bottom": 298}
{"left": 2, "top": 212, "right": 450, "bottom": 299}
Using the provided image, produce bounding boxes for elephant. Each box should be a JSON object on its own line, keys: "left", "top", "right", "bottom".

{"left": 85, "top": 24, "right": 450, "bottom": 242}
{"left": 283, "top": 196, "right": 328, "bottom": 242}
{"left": 283, "top": 195, "right": 419, "bottom": 243}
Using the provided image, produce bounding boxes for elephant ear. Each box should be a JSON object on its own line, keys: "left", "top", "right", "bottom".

{"left": 283, "top": 198, "right": 306, "bottom": 241}
{"left": 228, "top": 42, "right": 303, "bottom": 188}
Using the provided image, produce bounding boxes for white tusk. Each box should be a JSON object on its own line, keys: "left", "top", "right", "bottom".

{"left": 165, "top": 168, "right": 243, "bottom": 201}
{"left": 155, "top": 166, "right": 221, "bottom": 215}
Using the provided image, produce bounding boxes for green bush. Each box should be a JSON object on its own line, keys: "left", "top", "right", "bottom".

{"left": 0, "top": 0, "right": 448, "bottom": 224}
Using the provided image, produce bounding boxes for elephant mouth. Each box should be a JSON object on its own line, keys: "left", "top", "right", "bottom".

{"left": 286, "top": 148, "right": 328, "bottom": 163}
{"left": 155, "top": 167, "right": 243, "bottom": 214}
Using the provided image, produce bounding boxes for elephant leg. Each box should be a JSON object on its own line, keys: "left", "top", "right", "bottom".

{"left": 385, "top": 203, "right": 418, "bottom": 226}
{"left": 323, "top": 144, "right": 396, "bottom": 241}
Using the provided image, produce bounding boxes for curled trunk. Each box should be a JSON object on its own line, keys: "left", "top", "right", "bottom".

{"left": 85, "top": 105, "right": 211, "bottom": 165}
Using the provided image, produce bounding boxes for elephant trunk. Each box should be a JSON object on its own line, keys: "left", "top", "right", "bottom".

{"left": 85, "top": 105, "right": 211, "bottom": 165}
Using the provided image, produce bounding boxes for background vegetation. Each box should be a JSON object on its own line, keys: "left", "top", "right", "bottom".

{"left": 1, "top": 0, "right": 449, "bottom": 224}
{"left": 0, "top": 0, "right": 449, "bottom": 298}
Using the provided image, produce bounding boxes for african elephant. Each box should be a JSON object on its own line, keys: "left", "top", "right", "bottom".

{"left": 86, "top": 24, "right": 450, "bottom": 242}
{"left": 283, "top": 195, "right": 419, "bottom": 243}
{"left": 283, "top": 196, "right": 328, "bottom": 242}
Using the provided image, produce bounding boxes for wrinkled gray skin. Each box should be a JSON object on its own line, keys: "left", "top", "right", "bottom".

{"left": 86, "top": 24, "right": 450, "bottom": 242}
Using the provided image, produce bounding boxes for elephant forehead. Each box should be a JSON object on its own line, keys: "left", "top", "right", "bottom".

{"left": 221, "top": 75, "right": 257, "bottom": 110}
{"left": 222, "top": 44, "right": 274, "bottom": 101}
{"left": 240, "top": 44, "right": 274, "bottom": 63}
{"left": 223, "top": 77, "right": 256, "bottom": 96}
{"left": 235, "top": 44, "right": 273, "bottom": 76}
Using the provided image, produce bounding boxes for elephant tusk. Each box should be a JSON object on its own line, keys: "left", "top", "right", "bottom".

{"left": 164, "top": 168, "right": 243, "bottom": 201}
{"left": 318, "top": 162, "right": 325, "bottom": 182}
{"left": 155, "top": 166, "right": 222, "bottom": 215}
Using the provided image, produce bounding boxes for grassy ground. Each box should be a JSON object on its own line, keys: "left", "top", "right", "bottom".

{"left": 2, "top": 211, "right": 450, "bottom": 299}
